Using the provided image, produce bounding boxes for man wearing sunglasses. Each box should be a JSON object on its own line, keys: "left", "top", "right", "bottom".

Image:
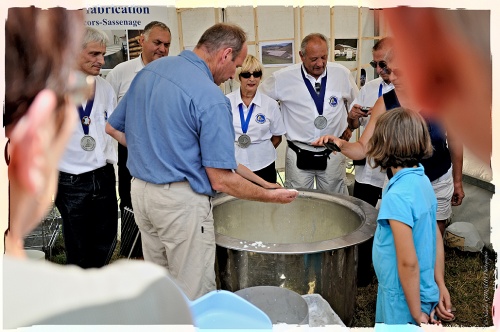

{"left": 346, "top": 37, "right": 395, "bottom": 287}
{"left": 260, "top": 33, "right": 358, "bottom": 195}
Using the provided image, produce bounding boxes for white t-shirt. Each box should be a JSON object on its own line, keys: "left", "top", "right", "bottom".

{"left": 260, "top": 62, "right": 358, "bottom": 152}
{"left": 106, "top": 55, "right": 145, "bottom": 103}
{"left": 349, "top": 77, "right": 394, "bottom": 188}
{"left": 58, "top": 75, "right": 117, "bottom": 174}
{"left": 226, "top": 89, "right": 286, "bottom": 171}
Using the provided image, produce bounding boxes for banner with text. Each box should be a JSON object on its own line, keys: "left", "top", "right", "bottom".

{"left": 85, "top": 6, "right": 169, "bottom": 71}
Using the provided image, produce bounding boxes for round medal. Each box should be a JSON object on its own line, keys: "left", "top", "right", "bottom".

{"left": 314, "top": 115, "right": 327, "bottom": 129}
{"left": 80, "top": 135, "right": 96, "bottom": 151}
{"left": 238, "top": 134, "right": 251, "bottom": 148}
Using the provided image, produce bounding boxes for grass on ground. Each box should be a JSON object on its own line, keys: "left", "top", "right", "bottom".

{"left": 352, "top": 247, "right": 496, "bottom": 327}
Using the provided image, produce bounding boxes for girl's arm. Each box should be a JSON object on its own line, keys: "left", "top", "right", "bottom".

{"left": 390, "top": 219, "right": 427, "bottom": 324}
{"left": 432, "top": 229, "right": 455, "bottom": 322}
{"left": 312, "top": 96, "right": 386, "bottom": 161}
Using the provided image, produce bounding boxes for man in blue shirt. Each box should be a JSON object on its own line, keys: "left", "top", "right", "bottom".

{"left": 106, "top": 23, "right": 298, "bottom": 300}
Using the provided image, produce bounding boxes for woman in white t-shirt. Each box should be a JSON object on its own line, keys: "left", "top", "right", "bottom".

{"left": 226, "top": 55, "right": 286, "bottom": 183}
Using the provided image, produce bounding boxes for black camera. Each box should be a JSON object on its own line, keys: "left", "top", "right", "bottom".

{"left": 324, "top": 142, "right": 341, "bottom": 152}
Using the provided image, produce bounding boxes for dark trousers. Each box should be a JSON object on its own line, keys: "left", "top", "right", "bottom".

{"left": 254, "top": 161, "right": 277, "bottom": 184}
{"left": 55, "top": 163, "right": 118, "bottom": 268}
{"left": 353, "top": 180, "right": 382, "bottom": 207}
{"left": 353, "top": 180, "right": 382, "bottom": 286}
{"left": 118, "top": 144, "right": 143, "bottom": 257}
{"left": 118, "top": 144, "right": 132, "bottom": 213}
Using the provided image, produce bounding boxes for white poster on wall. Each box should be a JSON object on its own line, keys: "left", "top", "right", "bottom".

{"left": 85, "top": 6, "right": 169, "bottom": 74}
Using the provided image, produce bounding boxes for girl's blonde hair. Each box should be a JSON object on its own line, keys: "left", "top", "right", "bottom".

{"left": 366, "top": 107, "right": 433, "bottom": 169}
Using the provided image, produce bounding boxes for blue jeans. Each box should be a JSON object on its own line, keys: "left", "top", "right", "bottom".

{"left": 55, "top": 163, "right": 118, "bottom": 268}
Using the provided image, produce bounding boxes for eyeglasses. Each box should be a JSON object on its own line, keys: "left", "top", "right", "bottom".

{"left": 369, "top": 60, "right": 388, "bottom": 70}
{"left": 380, "top": 66, "right": 391, "bottom": 75}
{"left": 240, "top": 71, "right": 262, "bottom": 79}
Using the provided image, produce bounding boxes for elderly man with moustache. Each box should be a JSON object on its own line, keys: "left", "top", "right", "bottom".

{"left": 106, "top": 21, "right": 172, "bottom": 257}
{"left": 55, "top": 27, "right": 118, "bottom": 269}
{"left": 260, "top": 33, "right": 358, "bottom": 195}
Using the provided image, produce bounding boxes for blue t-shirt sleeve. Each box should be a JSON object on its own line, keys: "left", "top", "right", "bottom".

{"left": 198, "top": 99, "right": 238, "bottom": 170}
{"left": 377, "top": 191, "right": 415, "bottom": 228}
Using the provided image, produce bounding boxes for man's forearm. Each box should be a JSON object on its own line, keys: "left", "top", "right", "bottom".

{"left": 347, "top": 115, "right": 360, "bottom": 130}
{"left": 207, "top": 167, "right": 271, "bottom": 201}
{"left": 105, "top": 123, "right": 127, "bottom": 147}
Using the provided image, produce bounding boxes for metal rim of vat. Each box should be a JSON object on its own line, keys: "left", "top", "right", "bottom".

{"left": 213, "top": 188, "right": 378, "bottom": 255}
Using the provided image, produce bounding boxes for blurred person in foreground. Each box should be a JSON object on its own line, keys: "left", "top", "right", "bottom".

{"left": 226, "top": 54, "right": 286, "bottom": 183}
{"left": 4, "top": 7, "right": 192, "bottom": 329}
{"left": 384, "top": 7, "right": 491, "bottom": 166}
{"left": 106, "top": 23, "right": 298, "bottom": 301}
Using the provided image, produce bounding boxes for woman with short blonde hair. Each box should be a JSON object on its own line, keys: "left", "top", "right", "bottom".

{"left": 226, "top": 54, "right": 286, "bottom": 183}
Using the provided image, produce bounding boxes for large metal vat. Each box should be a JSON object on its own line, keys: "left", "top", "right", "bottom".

{"left": 214, "top": 189, "right": 378, "bottom": 326}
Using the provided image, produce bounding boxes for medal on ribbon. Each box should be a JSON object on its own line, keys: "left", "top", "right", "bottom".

{"left": 301, "top": 67, "right": 328, "bottom": 130}
{"left": 238, "top": 103, "right": 255, "bottom": 148}
{"left": 314, "top": 115, "right": 327, "bottom": 129}
{"left": 237, "top": 134, "right": 251, "bottom": 148}
{"left": 80, "top": 135, "right": 96, "bottom": 151}
{"left": 78, "top": 98, "right": 95, "bottom": 151}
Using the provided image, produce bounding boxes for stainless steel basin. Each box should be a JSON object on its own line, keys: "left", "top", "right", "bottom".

{"left": 214, "top": 189, "right": 378, "bottom": 326}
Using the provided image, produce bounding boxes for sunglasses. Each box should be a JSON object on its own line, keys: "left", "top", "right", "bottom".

{"left": 240, "top": 71, "right": 262, "bottom": 79}
{"left": 381, "top": 67, "right": 403, "bottom": 77}
{"left": 369, "top": 60, "right": 388, "bottom": 70}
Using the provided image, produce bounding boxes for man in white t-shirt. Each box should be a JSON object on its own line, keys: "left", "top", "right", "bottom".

{"left": 348, "top": 37, "right": 394, "bottom": 207}
{"left": 345, "top": 37, "right": 394, "bottom": 287}
{"left": 55, "top": 27, "right": 118, "bottom": 268}
{"left": 260, "top": 33, "right": 358, "bottom": 194}
{"left": 106, "top": 21, "right": 171, "bottom": 257}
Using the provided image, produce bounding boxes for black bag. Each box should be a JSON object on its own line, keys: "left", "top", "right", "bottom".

{"left": 288, "top": 141, "right": 331, "bottom": 171}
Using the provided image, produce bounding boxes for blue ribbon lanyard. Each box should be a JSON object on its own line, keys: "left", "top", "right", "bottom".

{"left": 378, "top": 83, "right": 383, "bottom": 98}
{"left": 78, "top": 98, "right": 95, "bottom": 135}
{"left": 301, "top": 67, "right": 328, "bottom": 115}
{"left": 238, "top": 103, "right": 255, "bottom": 135}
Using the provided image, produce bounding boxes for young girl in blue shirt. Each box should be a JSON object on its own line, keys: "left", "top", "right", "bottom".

{"left": 366, "top": 107, "right": 443, "bottom": 325}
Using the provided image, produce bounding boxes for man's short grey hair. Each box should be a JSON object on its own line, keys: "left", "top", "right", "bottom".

{"left": 143, "top": 21, "right": 171, "bottom": 40}
{"left": 196, "top": 23, "right": 247, "bottom": 60}
{"left": 300, "top": 33, "right": 329, "bottom": 55}
{"left": 82, "top": 27, "right": 108, "bottom": 49}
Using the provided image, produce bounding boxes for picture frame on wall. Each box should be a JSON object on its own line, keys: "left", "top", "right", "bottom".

{"left": 334, "top": 38, "right": 358, "bottom": 62}
{"left": 259, "top": 40, "right": 295, "bottom": 67}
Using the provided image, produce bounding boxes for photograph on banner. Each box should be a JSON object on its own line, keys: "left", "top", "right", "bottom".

{"left": 334, "top": 38, "right": 358, "bottom": 61}
{"left": 85, "top": 5, "right": 168, "bottom": 75}
{"left": 260, "top": 40, "right": 295, "bottom": 67}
